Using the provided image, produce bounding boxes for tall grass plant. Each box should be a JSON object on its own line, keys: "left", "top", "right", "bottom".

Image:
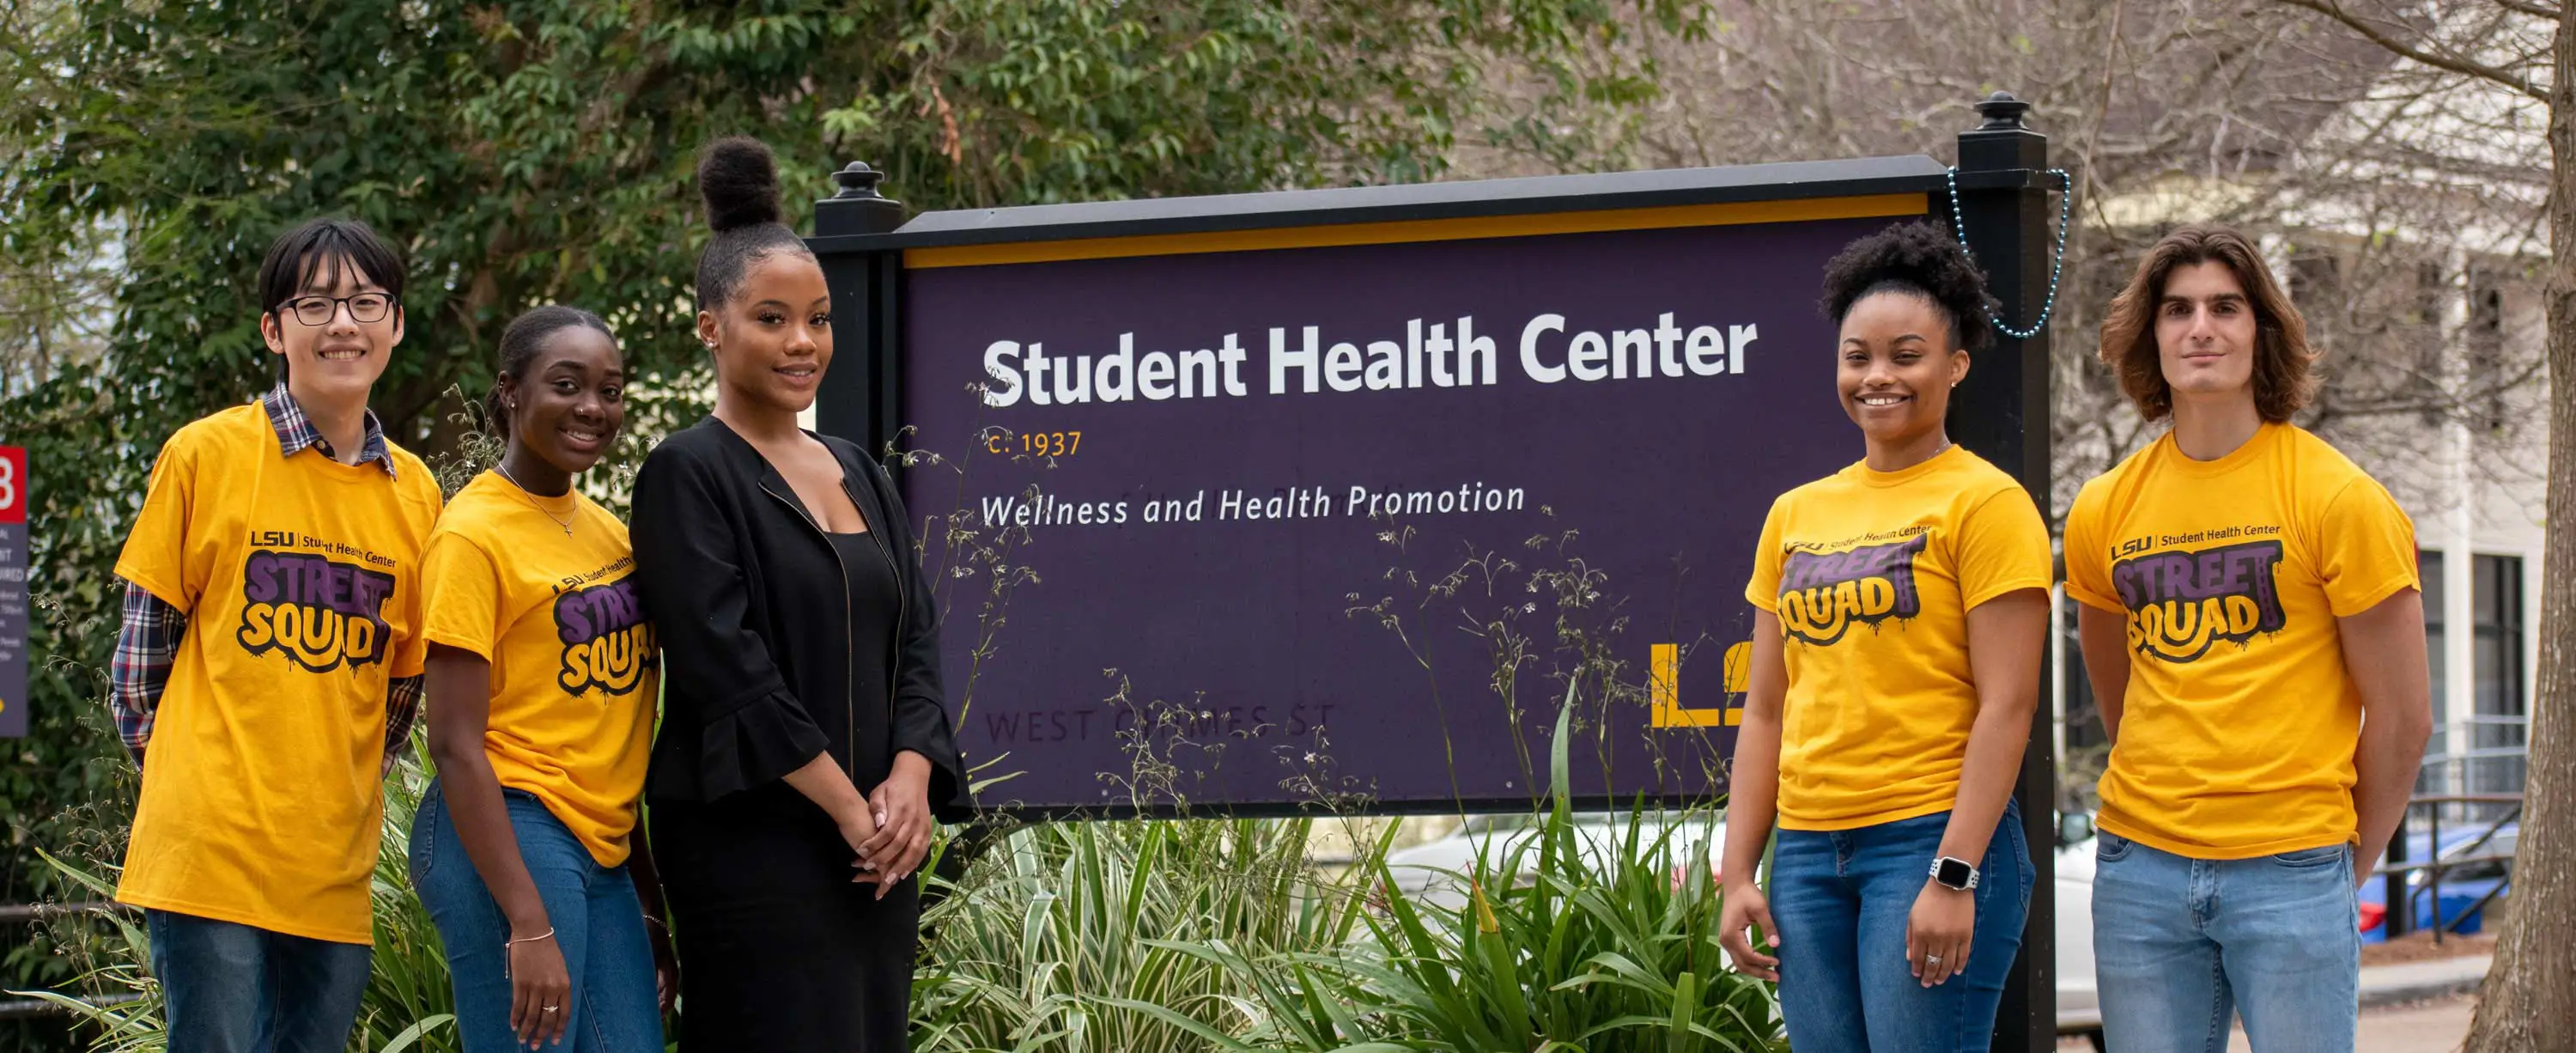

{"left": 1137, "top": 695, "right": 1783, "bottom": 1052}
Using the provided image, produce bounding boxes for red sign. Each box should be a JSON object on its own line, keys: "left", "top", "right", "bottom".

{"left": 0, "top": 447, "right": 21, "bottom": 525}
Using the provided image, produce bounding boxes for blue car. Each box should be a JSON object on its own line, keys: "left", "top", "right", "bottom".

{"left": 2359, "top": 822, "right": 2516, "bottom": 940}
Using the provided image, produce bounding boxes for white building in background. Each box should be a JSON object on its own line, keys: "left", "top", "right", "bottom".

{"left": 2310, "top": 59, "right": 2551, "bottom": 803}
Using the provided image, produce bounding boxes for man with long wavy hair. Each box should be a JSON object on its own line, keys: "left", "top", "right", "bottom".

{"left": 2064, "top": 224, "right": 2432, "bottom": 1052}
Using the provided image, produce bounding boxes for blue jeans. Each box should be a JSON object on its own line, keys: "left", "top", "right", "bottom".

{"left": 148, "top": 910, "right": 372, "bottom": 1053}
{"left": 2092, "top": 833, "right": 2360, "bottom": 1053}
{"left": 1769, "top": 803, "right": 2033, "bottom": 1053}
{"left": 410, "top": 780, "right": 662, "bottom": 1053}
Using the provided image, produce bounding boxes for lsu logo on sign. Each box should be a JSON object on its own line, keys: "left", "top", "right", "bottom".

{"left": 1776, "top": 534, "right": 1927, "bottom": 646}
{"left": 237, "top": 551, "right": 396, "bottom": 673}
{"left": 555, "top": 578, "right": 656, "bottom": 697}
{"left": 2111, "top": 540, "right": 2286, "bottom": 662}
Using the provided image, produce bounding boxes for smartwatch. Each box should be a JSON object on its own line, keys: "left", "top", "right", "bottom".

{"left": 1929, "top": 855, "right": 1980, "bottom": 891}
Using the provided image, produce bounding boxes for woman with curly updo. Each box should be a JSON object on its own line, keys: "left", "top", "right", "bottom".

{"left": 1715, "top": 222, "right": 2051, "bottom": 1051}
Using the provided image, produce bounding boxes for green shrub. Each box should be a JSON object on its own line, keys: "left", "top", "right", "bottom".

{"left": 1141, "top": 694, "right": 1784, "bottom": 1053}
{"left": 912, "top": 813, "right": 1390, "bottom": 1053}
{"left": 20, "top": 751, "right": 460, "bottom": 1053}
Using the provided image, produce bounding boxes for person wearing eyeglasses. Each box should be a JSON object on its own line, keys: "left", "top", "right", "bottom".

{"left": 106, "top": 217, "right": 443, "bottom": 1053}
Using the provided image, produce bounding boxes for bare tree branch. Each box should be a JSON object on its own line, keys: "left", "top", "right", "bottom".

{"left": 2487, "top": 0, "right": 2562, "bottom": 22}
{"left": 2275, "top": 0, "right": 2549, "bottom": 99}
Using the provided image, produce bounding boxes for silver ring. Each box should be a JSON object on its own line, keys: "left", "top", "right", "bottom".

{"left": 542, "top": 1005, "right": 559, "bottom": 1013}
{"left": 1924, "top": 955, "right": 1942, "bottom": 966}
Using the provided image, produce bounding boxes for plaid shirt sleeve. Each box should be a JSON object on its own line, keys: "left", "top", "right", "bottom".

{"left": 382, "top": 674, "right": 423, "bottom": 775}
{"left": 112, "top": 584, "right": 422, "bottom": 775}
{"left": 108, "top": 581, "right": 187, "bottom": 769}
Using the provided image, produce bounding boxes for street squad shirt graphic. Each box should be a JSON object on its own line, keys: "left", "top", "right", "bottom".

{"left": 552, "top": 576, "right": 653, "bottom": 697}
{"left": 420, "top": 472, "right": 659, "bottom": 867}
{"left": 2066, "top": 423, "right": 2420, "bottom": 859}
{"left": 111, "top": 402, "right": 442, "bottom": 945}
{"left": 236, "top": 546, "right": 398, "bottom": 673}
{"left": 1747, "top": 447, "right": 2050, "bottom": 831}
{"left": 1775, "top": 532, "right": 1929, "bottom": 646}
{"left": 2110, "top": 536, "right": 2287, "bottom": 663}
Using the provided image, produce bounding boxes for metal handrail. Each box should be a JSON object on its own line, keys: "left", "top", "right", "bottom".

{"left": 0, "top": 991, "right": 142, "bottom": 1021}
{"left": 0, "top": 902, "right": 132, "bottom": 926}
{"left": 0, "top": 901, "right": 146, "bottom": 1020}
{"left": 2379, "top": 792, "right": 2521, "bottom": 944}
{"left": 2369, "top": 849, "right": 2516, "bottom": 877}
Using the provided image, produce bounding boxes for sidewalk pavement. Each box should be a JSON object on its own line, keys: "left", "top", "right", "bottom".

{"left": 2360, "top": 954, "right": 2491, "bottom": 1008}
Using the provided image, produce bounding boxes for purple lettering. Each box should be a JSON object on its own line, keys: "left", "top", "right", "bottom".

{"left": 299, "top": 558, "right": 331, "bottom": 609}
{"left": 2111, "top": 540, "right": 2287, "bottom": 661}
{"left": 244, "top": 552, "right": 283, "bottom": 603}
{"left": 1773, "top": 533, "right": 1929, "bottom": 646}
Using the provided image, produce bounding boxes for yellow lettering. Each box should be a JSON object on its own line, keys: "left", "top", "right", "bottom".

{"left": 2196, "top": 598, "right": 2232, "bottom": 651}
{"left": 562, "top": 628, "right": 656, "bottom": 697}
{"left": 1778, "top": 589, "right": 1809, "bottom": 630}
{"left": 600, "top": 633, "right": 638, "bottom": 689}
{"left": 240, "top": 606, "right": 276, "bottom": 649}
{"left": 561, "top": 642, "right": 592, "bottom": 694}
{"left": 1783, "top": 587, "right": 1848, "bottom": 644}
{"left": 343, "top": 616, "right": 377, "bottom": 662}
{"left": 293, "top": 606, "right": 339, "bottom": 666}
{"left": 2225, "top": 594, "right": 2260, "bottom": 636}
{"left": 2136, "top": 599, "right": 2226, "bottom": 661}
{"left": 1859, "top": 577, "right": 1895, "bottom": 617}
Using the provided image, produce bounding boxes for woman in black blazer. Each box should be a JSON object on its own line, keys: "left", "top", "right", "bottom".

{"left": 630, "top": 137, "right": 972, "bottom": 1050}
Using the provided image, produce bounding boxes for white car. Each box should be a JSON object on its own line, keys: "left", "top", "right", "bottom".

{"left": 1382, "top": 811, "right": 2102, "bottom": 1038}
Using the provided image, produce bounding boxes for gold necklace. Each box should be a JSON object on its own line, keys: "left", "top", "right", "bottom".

{"left": 496, "top": 466, "right": 575, "bottom": 534}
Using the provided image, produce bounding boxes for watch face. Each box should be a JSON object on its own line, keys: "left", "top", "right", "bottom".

{"left": 1935, "top": 857, "right": 1975, "bottom": 887}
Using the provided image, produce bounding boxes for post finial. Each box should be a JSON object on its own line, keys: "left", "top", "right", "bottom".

{"left": 813, "top": 161, "right": 905, "bottom": 236}
{"left": 1974, "top": 91, "right": 2032, "bottom": 131}
{"left": 831, "top": 161, "right": 889, "bottom": 200}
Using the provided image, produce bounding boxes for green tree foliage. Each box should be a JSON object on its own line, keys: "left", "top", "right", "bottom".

{"left": 0, "top": 0, "right": 1688, "bottom": 1040}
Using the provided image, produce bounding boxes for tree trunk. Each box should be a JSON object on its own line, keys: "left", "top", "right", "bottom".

{"left": 2464, "top": 3, "right": 2576, "bottom": 1049}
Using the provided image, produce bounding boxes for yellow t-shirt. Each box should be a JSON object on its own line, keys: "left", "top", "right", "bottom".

{"left": 1745, "top": 446, "right": 2051, "bottom": 831}
{"left": 419, "top": 472, "right": 658, "bottom": 867}
{"left": 2066, "top": 423, "right": 2418, "bottom": 860}
{"left": 112, "top": 404, "right": 441, "bottom": 945}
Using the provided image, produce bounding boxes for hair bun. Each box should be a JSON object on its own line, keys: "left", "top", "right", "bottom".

{"left": 698, "top": 136, "right": 784, "bottom": 233}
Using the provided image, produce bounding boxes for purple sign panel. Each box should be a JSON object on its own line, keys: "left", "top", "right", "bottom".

{"left": 897, "top": 212, "right": 1902, "bottom": 812}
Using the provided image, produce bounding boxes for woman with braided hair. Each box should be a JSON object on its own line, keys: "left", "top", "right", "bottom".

{"left": 1715, "top": 222, "right": 2050, "bottom": 1051}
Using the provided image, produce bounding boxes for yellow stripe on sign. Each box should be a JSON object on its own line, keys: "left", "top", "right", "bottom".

{"left": 1649, "top": 642, "right": 1744, "bottom": 728}
{"left": 903, "top": 193, "right": 1930, "bottom": 269}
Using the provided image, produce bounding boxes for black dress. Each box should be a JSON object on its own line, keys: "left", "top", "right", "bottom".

{"left": 629, "top": 418, "right": 973, "bottom": 1052}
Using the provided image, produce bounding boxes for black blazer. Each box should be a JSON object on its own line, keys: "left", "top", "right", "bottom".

{"left": 630, "top": 417, "right": 972, "bottom": 823}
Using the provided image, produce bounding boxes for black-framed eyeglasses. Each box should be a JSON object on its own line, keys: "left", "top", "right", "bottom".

{"left": 279, "top": 293, "right": 397, "bottom": 327}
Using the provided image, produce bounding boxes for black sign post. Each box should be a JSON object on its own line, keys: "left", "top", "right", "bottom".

{"left": 807, "top": 94, "right": 2060, "bottom": 1051}
{"left": 1948, "top": 91, "right": 2061, "bottom": 1053}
